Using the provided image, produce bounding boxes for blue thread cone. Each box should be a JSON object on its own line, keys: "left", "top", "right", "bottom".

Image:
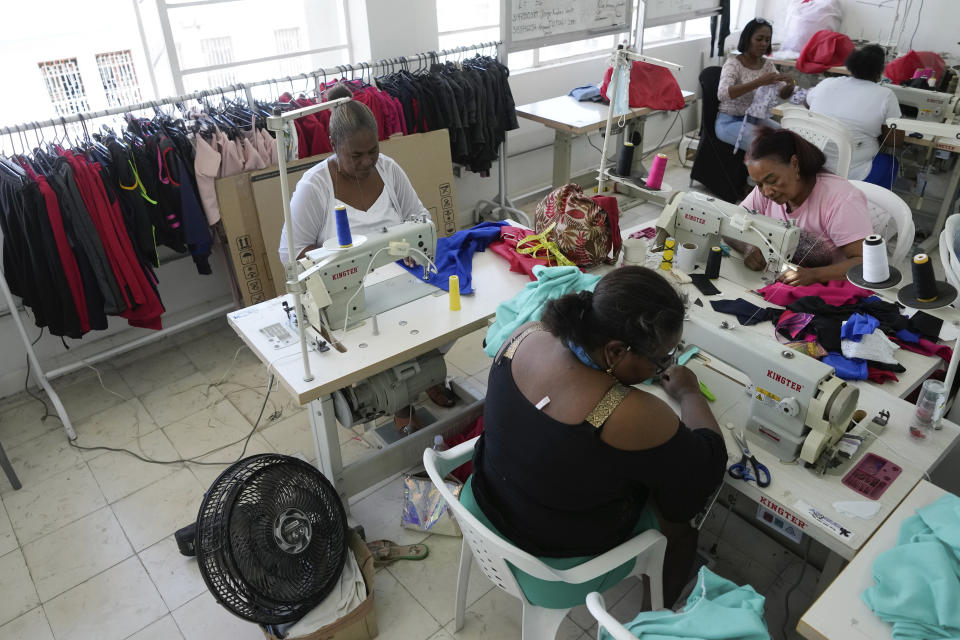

{"left": 335, "top": 205, "right": 352, "bottom": 248}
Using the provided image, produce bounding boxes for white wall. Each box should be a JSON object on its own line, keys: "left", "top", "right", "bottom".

{"left": 758, "top": 0, "right": 960, "bottom": 59}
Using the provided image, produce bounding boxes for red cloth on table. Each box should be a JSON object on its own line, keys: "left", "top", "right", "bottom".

{"left": 757, "top": 280, "right": 873, "bottom": 306}
{"left": 600, "top": 61, "right": 686, "bottom": 111}
{"left": 885, "top": 51, "right": 946, "bottom": 85}
{"left": 488, "top": 226, "right": 551, "bottom": 280}
{"left": 796, "top": 30, "right": 854, "bottom": 73}
{"left": 867, "top": 368, "right": 899, "bottom": 384}
{"left": 443, "top": 416, "right": 486, "bottom": 483}
{"left": 892, "top": 337, "right": 953, "bottom": 363}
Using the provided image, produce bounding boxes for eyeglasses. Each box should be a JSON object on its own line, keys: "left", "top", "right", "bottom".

{"left": 647, "top": 346, "right": 678, "bottom": 377}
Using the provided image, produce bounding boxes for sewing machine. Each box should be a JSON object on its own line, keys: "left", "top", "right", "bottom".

{"left": 295, "top": 218, "right": 438, "bottom": 338}
{"left": 682, "top": 308, "right": 860, "bottom": 466}
{"left": 655, "top": 191, "right": 801, "bottom": 275}
{"left": 888, "top": 84, "right": 960, "bottom": 123}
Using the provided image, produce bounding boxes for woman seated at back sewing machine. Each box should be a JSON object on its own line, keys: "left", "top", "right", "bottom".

{"left": 726, "top": 128, "right": 875, "bottom": 286}
{"left": 467, "top": 267, "right": 726, "bottom": 606}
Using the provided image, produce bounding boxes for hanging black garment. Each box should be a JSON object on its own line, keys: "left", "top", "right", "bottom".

{"left": 710, "top": 0, "right": 731, "bottom": 58}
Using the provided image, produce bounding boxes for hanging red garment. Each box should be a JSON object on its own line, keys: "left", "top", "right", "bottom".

{"left": 32, "top": 173, "right": 90, "bottom": 333}
{"left": 795, "top": 30, "right": 854, "bottom": 73}
{"left": 600, "top": 61, "right": 686, "bottom": 111}
{"left": 885, "top": 50, "right": 946, "bottom": 85}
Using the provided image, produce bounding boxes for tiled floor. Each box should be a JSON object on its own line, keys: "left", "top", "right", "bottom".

{"left": 0, "top": 149, "right": 816, "bottom": 639}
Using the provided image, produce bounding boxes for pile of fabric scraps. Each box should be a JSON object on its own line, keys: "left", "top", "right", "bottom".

{"left": 863, "top": 493, "right": 960, "bottom": 639}
{"left": 709, "top": 281, "right": 951, "bottom": 383}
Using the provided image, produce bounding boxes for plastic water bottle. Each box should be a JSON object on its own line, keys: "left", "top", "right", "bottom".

{"left": 432, "top": 435, "right": 447, "bottom": 452}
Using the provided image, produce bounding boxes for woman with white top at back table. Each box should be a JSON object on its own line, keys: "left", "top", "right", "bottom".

{"left": 806, "top": 44, "right": 902, "bottom": 184}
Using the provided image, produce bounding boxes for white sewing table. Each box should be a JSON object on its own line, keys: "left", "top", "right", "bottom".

{"left": 227, "top": 251, "right": 530, "bottom": 503}
{"left": 797, "top": 479, "right": 951, "bottom": 640}
{"left": 515, "top": 91, "right": 696, "bottom": 198}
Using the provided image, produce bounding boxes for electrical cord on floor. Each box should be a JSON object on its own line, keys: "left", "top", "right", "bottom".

{"left": 68, "top": 372, "right": 276, "bottom": 466}
{"left": 780, "top": 536, "right": 813, "bottom": 640}
{"left": 24, "top": 327, "right": 57, "bottom": 423}
{"left": 637, "top": 109, "right": 683, "bottom": 164}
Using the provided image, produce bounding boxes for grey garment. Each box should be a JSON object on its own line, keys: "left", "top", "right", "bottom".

{"left": 50, "top": 162, "right": 125, "bottom": 314}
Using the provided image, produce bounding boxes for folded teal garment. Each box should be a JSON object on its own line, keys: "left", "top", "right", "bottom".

{"left": 862, "top": 494, "right": 960, "bottom": 639}
{"left": 599, "top": 566, "right": 770, "bottom": 640}
{"left": 483, "top": 266, "right": 600, "bottom": 358}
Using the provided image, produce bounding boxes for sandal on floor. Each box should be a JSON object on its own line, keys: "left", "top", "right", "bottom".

{"left": 426, "top": 383, "right": 457, "bottom": 408}
{"left": 367, "top": 539, "right": 429, "bottom": 567}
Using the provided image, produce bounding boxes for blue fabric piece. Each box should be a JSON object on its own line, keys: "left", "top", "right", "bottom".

{"left": 484, "top": 266, "right": 601, "bottom": 357}
{"left": 567, "top": 340, "right": 601, "bottom": 370}
{"left": 569, "top": 84, "right": 602, "bottom": 102}
{"left": 398, "top": 221, "right": 506, "bottom": 294}
{"left": 863, "top": 152, "right": 899, "bottom": 190}
{"left": 897, "top": 328, "right": 921, "bottom": 344}
{"left": 840, "top": 313, "right": 880, "bottom": 342}
{"left": 862, "top": 494, "right": 960, "bottom": 639}
{"left": 823, "top": 352, "right": 868, "bottom": 380}
{"left": 862, "top": 295, "right": 882, "bottom": 303}
{"left": 599, "top": 566, "right": 770, "bottom": 640}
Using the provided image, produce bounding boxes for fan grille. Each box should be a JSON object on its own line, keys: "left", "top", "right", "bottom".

{"left": 196, "top": 454, "right": 348, "bottom": 624}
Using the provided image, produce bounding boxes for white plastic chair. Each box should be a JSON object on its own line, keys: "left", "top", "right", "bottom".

{"left": 781, "top": 105, "right": 854, "bottom": 179}
{"left": 423, "top": 438, "right": 667, "bottom": 640}
{"left": 586, "top": 592, "right": 643, "bottom": 640}
{"left": 849, "top": 180, "right": 916, "bottom": 267}
{"left": 938, "top": 215, "right": 960, "bottom": 422}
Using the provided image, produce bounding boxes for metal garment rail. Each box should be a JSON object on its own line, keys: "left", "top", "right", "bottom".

{"left": 0, "top": 39, "right": 503, "bottom": 447}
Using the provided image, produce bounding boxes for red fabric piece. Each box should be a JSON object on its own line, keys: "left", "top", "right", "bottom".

{"left": 443, "top": 416, "right": 486, "bottom": 483}
{"left": 591, "top": 194, "right": 622, "bottom": 259}
{"left": 601, "top": 61, "right": 686, "bottom": 111}
{"left": 885, "top": 51, "right": 946, "bottom": 85}
{"left": 33, "top": 174, "right": 90, "bottom": 332}
{"left": 757, "top": 280, "right": 874, "bottom": 306}
{"left": 629, "top": 227, "right": 657, "bottom": 239}
{"left": 796, "top": 30, "right": 854, "bottom": 73}
{"left": 867, "top": 368, "right": 899, "bottom": 384}
{"left": 892, "top": 337, "right": 953, "bottom": 363}
{"left": 488, "top": 226, "right": 551, "bottom": 280}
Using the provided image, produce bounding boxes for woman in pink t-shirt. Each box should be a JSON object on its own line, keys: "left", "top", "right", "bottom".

{"left": 728, "top": 128, "right": 874, "bottom": 286}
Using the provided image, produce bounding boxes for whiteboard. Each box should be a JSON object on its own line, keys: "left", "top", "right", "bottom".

{"left": 504, "top": 0, "right": 633, "bottom": 53}
{"left": 643, "top": 0, "right": 722, "bottom": 28}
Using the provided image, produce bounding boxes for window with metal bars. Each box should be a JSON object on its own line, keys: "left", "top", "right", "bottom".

{"left": 38, "top": 58, "right": 90, "bottom": 116}
{"left": 200, "top": 36, "right": 237, "bottom": 87}
{"left": 96, "top": 50, "right": 143, "bottom": 107}
{"left": 274, "top": 27, "right": 304, "bottom": 75}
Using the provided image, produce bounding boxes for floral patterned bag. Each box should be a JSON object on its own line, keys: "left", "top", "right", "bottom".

{"left": 534, "top": 185, "right": 622, "bottom": 267}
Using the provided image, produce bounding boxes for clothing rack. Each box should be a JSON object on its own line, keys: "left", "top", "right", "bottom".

{"left": 0, "top": 40, "right": 509, "bottom": 449}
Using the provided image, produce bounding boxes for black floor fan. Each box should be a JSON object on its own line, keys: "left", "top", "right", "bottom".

{"left": 177, "top": 453, "right": 349, "bottom": 626}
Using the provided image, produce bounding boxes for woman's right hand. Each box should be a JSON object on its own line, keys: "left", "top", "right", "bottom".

{"left": 756, "top": 72, "right": 789, "bottom": 87}
{"left": 661, "top": 365, "right": 702, "bottom": 401}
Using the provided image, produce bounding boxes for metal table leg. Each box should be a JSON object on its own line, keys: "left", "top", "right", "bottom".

{"left": 308, "top": 394, "right": 347, "bottom": 509}
{"left": 0, "top": 441, "right": 21, "bottom": 490}
{"left": 552, "top": 130, "right": 573, "bottom": 188}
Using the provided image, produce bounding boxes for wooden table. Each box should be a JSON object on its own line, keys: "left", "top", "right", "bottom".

{"left": 797, "top": 480, "right": 951, "bottom": 639}
{"left": 515, "top": 91, "right": 696, "bottom": 194}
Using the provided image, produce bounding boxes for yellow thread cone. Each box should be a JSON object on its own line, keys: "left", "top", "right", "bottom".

{"left": 449, "top": 275, "right": 461, "bottom": 311}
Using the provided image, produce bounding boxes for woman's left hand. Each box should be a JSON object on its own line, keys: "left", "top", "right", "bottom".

{"left": 403, "top": 257, "right": 418, "bottom": 268}
{"left": 778, "top": 266, "right": 819, "bottom": 286}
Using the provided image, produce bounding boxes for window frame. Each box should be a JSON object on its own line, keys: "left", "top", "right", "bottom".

{"left": 152, "top": 0, "right": 353, "bottom": 94}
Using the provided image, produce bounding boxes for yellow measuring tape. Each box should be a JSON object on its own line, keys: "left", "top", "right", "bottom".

{"left": 514, "top": 222, "right": 576, "bottom": 267}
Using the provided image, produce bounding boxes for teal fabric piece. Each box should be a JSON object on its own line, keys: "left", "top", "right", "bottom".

{"left": 599, "top": 567, "right": 770, "bottom": 640}
{"left": 483, "top": 266, "right": 601, "bottom": 358}
{"left": 862, "top": 494, "right": 960, "bottom": 639}
{"left": 460, "top": 475, "right": 659, "bottom": 609}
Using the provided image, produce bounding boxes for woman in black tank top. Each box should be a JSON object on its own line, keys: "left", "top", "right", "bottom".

{"left": 472, "top": 266, "right": 727, "bottom": 605}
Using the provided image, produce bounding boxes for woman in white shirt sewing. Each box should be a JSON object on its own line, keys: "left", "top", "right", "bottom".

{"left": 278, "top": 83, "right": 456, "bottom": 430}
{"left": 279, "top": 84, "right": 428, "bottom": 264}
{"left": 715, "top": 18, "right": 795, "bottom": 150}
{"left": 806, "top": 44, "right": 902, "bottom": 184}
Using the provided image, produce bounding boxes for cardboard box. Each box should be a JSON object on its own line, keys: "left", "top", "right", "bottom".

{"left": 217, "top": 130, "right": 458, "bottom": 307}
{"left": 216, "top": 171, "right": 279, "bottom": 306}
{"left": 262, "top": 530, "right": 378, "bottom": 640}
{"left": 251, "top": 130, "right": 459, "bottom": 295}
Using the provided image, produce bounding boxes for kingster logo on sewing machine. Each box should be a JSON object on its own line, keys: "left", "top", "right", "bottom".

{"left": 759, "top": 497, "right": 806, "bottom": 530}
{"left": 683, "top": 212, "right": 707, "bottom": 226}
{"left": 766, "top": 370, "right": 802, "bottom": 392}
{"left": 332, "top": 266, "right": 359, "bottom": 281}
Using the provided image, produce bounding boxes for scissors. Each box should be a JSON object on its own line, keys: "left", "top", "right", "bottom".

{"left": 728, "top": 430, "right": 771, "bottom": 487}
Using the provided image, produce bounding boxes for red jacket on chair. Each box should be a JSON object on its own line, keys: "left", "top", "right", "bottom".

{"left": 796, "top": 30, "right": 854, "bottom": 73}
